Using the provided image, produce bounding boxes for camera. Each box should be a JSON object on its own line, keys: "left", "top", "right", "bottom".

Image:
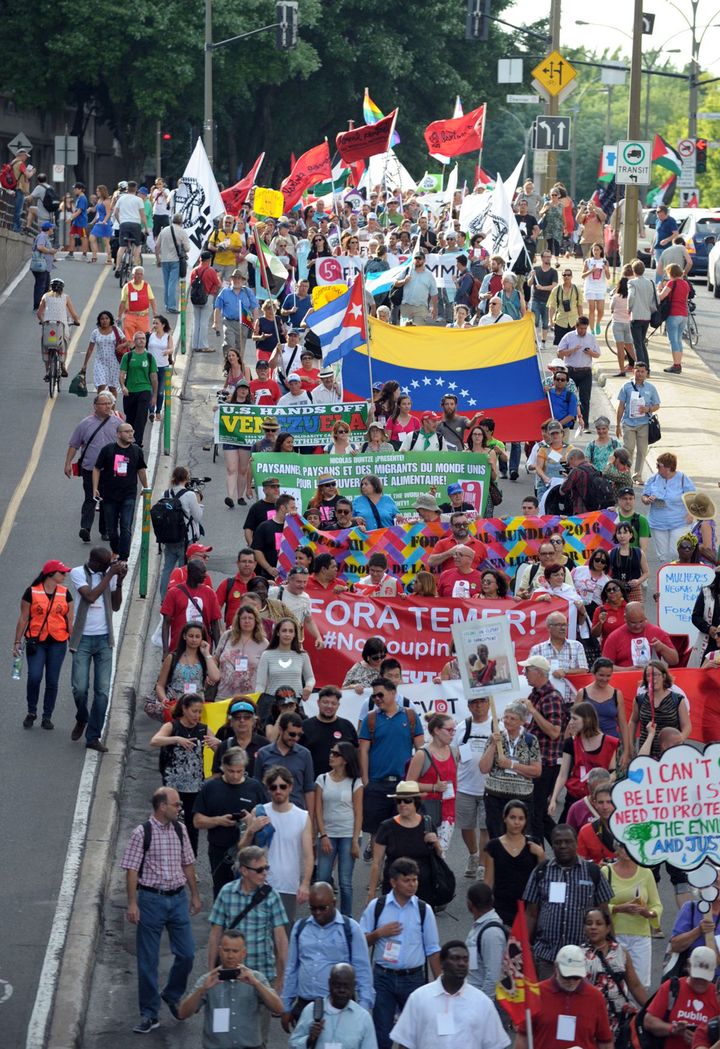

{"left": 186, "top": 476, "right": 212, "bottom": 492}
{"left": 218, "top": 968, "right": 240, "bottom": 981}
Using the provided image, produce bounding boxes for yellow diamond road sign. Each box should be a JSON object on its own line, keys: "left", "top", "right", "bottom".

{"left": 532, "top": 51, "right": 577, "bottom": 97}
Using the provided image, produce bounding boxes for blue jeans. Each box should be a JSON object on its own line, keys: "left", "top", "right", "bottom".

{"left": 102, "top": 495, "right": 136, "bottom": 559}
{"left": 13, "top": 189, "right": 26, "bottom": 231}
{"left": 654, "top": 247, "right": 664, "bottom": 282}
{"left": 499, "top": 442, "right": 521, "bottom": 477}
{"left": 136, "top": 888, "right": 195, "bottom": 1020}
{"left": 71, "top": 634, "right": 113, "bottom": 742}
{"left": 191, "top": 302, "right": 213, "bottom": 349}
{"left": 316, "top": 837, "right": 356, "bottom": 917}
{"left": 161, "top": 261, "right": 180, "bottom": 311}
{"left": 160, "top": 541, "right": 186, "bottom": 597}
{"left": 373, "top": 965, "right": 426, "bottom": 1049}
{"left": 666, "top": 314, "right": 685, "bottom": 354}
{"left": 26, "top": 638, "right": 68, "bottom": 718}
{"left": 530, "top": 299, "right": 548, "bottom": 332}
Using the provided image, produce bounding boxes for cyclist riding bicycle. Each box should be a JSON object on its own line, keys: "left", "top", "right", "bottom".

{"left": 112, "top": 179, "right": 148, "bottom": 278}
{"left": 37, "top": 277, "right": 81, "bottom": 380}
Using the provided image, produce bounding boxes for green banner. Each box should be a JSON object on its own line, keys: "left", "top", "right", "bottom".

{"left": 215, "top": 402, "right": 370, "bottom": 448}
{"left": 252, "top": 452, "right": 490, "bottom": 514}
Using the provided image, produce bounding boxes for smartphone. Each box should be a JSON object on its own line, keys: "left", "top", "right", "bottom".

{"left": 231, "top": 813, "right": 245, "bottom": 822}
{"left": 218, "top": 968, "right": 240, "bottom": 981}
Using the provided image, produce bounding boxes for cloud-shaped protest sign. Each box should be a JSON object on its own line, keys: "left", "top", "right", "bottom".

{"left": 610, "top": 743, "right": 720, "bottom": 871}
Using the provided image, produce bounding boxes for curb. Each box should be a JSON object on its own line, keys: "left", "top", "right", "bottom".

{"left": 45, "top": 341, "right": 193, "bottom": 1048}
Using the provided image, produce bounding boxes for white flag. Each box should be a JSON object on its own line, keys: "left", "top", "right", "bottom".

{"left": 172, "top": 138, "right": 225, "bottom": 268}
{"left": 481, "top": 175, "right": 526, "bottom": 268}
{"left": 504, "top": 154, "right": 526, "bottom": 204}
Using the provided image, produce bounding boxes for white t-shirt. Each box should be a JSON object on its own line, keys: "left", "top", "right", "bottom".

{"left": 268, "top": 586, "right": 311, "bottom": 624}
{"left": 115, "top": 193, "right": 145, "bottom": 225}
{"left": 277, "top": 391, "right": 312, "bottom": 406}
{"left": 455, "top": 716, "right": 492, "bottom": 795}
{"left": 69, "top": 566, "right": 118, "bottom": 636}
{"left": 315, "top": 774, "right": 362, "bottom": 837}
{"left": 147, "top": 331, "right": 171, "bottom": 368}
{"left": 265, "top": 804, "right": 308, "bottom": 893}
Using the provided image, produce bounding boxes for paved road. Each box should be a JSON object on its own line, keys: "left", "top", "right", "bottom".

{"left": 0, "top": 256, "right": 164, "bottom": 1047}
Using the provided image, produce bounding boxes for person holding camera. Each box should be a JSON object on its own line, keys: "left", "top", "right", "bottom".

{"left": 178, "top": 928, "right": 283, "bottom": 1045}
{"left": 290, "top": 964, "right": 378, "bottom": 1049}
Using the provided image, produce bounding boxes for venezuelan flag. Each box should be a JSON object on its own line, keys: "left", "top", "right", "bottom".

{"left": 342, "top": 314, "right": 549, "bottom": 441}
{"left": 363, "top": 89, "right": 401, "bottom": 146}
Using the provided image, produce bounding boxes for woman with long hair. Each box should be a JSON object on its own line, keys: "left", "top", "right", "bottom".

{"left": 88, "top": 184, "right": 113, "bottom": 263}
{"left": 273, "top": 431, "right": 295, "bottom": 454}
{"left": 306, "top": 233, "right": 332, "bottom": 290}
{"left": 407, "top": 713, "right": 459, "bottom": 855}
{"left": 658, "top": 262, "right": 692, "bottom": 374}
{"left": 628, "top": 660, "right": 691, "bottom": 758}
{"left": 255, "top": 617, "right": 315, "bottom": 701}
{"left": 315, "top": 741, "right": 363, "bottom": 916}
{"left": 386, "top": 393, "right": 420, "bottom": 443}
{"left": 221, "top": 382, "right": 254, "bottom": 508}
{"left": 608, "top": 522, "right": 649, "bottom": 604}
{"left": 411, "top": 571, "right": 438, "bottom": 598}
{"left": 252, "top": 299, "right": 285, "bottom": 365}
{"left": 483, "top": 799, "right": 544, "bottom": 925}
{"left": 154, "top": 623, "right": 220, "bottom": 714}
{"left": 576, "top": 657, "right": 631, "bottom": 762}
{"left": 214, "top": 604, "right": 268, "bottom": 700}
{"left": 582, "top": 906, "right": 649, "bottom": 1034}
{"left": 572, "top": 549, "right": 610, "bottom": 624}
{"left": 147, "top": 314, "right": 174, "bottom": 420}
{"left": 81, "top": 309, "right": 122, "bottom": 396}
{"left": 13, "top": 560, "right": 74, "bottom": 730}
{"left": 548, "top": 701, "right": 619, "bottom": 822}
{"left": 690, "top": 563, "right": 720, "bottom": 666}
{"left": 373, "top": 381, "right": 401, "bottom": 428}
{"left": 581, "top": 242, "right": 610, "bottom": 334}
{"left": 324, "top": 420, "right": 357, "bottom": 456}
{"left": 590, "top": 579, "right": 628, "bottom": 644}
{"left": 150, "top": 693, "right": 220, "bottom": 854}
{"left": 221, "top": 347, "right": 250, "bottom": 393}
{"left": 477, "top": 570, "right": 510, "bottom": 601}
{"left": 465, "top": 424, "right": 498, "bottom": 479}
{"left": 367, "top": 783, "right": 442, "bottom": 904}
{"left": 609, "top": 266, "right": 636, "bottom": 375}
{"left": 307, "top": 475, "right": 344, "bottom": 528}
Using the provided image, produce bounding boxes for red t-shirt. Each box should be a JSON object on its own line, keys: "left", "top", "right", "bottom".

{"left": 159, "top": 583, "right": 222, "bottom": 650}
{"left": 667, "top": 277, "right": 690, "bottom": 318}
{"left": 576, "top": 820, "right": 616, "bottom": 863}
{"left": 648, "top": 978, "right": 719, "bottom": 1049}
{"left": 305, "top": 576, "right": 348, "bottom": 596}
{"left": 517, "top": 978, "right": 613, "bottom": 1049}
{"left": 437, "top": 567, "right": 483, "bottom": 598}
{"left": 433, "top": 535, "right": 488, "bottom": 569}
{"left": 167, "top": 566, "right": 215, "bottom": 590}
{"left": 190, "top": 264, "right": 222, "bottom": 297}
{"left": 294, "top": 366, "right": 321, "bottom": 393}
{"left": 249, "top": 379, "right": 281, "bottom": 405}
{"left": 215, "top": 573, "right": 255, "bottom": 628}
{"left": 602, "top": 622, "right": 675, "bottom": 667}
{"left": 591, "top": 601, "right": 627, "bottom": 642}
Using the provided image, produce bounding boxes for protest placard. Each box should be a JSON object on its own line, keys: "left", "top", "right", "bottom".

{"left": 253, "top": 452, "right": 490, "bottom": 514}
{"left": 657, "top": 564, "right": 715, "bottom": 644}
{"left": 452, "top": 617, "right": 519, "bottom": 698}
{"left": 215, "top": 403, "right": 369, "bottom": 448}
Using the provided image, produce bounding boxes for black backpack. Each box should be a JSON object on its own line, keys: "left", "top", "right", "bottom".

{"left": 43, "top": 184, "right": 60, "bottom": 214}
{"left": 190, "top": 272, "right": 208, "bottom": 306}
{"left": 137, "top": 818, "right": 185, "bottom": 879}
{"left": 150, "top": 488, "right": 188, "bottom": 546}
{"left": 584, "top": 467, "right": 616, "bottom": 511}
{"left": 630, "top": 976, "right": 679, "bottom": 1049}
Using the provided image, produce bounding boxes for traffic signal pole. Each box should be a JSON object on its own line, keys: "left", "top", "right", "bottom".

{"left": 622, "top": 0, "right": 644, "bottom": 264}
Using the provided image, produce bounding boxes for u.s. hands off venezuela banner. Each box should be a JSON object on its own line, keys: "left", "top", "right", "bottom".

{"left": 278, "top": 510, "right": 618, "bottom": 585}
{"left": 215, "top": 402, "right": 369, "bottom": 447}
{"left": 341, "top": 313, "right": 549, "bottom": 442}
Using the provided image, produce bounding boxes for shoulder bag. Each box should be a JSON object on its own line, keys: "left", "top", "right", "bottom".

{"left": 649, "top": 281, "right": 663, "bottom": 329}
{"left": 170, "top": 224, "right": 188, "bottom": 278}
{"left": 659, "top": 280, "right": 674, "bottom": 322}
{"left": 421, "top": 815, "right": 456, "bottom": 907}
{"left": 72, "top": 414, "right": 112, "bottom": 476}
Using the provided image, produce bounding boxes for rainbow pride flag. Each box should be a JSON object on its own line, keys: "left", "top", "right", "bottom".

{"left": 363, "top": 89, "right": 401, "bottom": 146}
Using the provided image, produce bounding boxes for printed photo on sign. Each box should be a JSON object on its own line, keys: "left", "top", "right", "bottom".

{"left": 452, "top": 617, "right": 518, "bottom": 698}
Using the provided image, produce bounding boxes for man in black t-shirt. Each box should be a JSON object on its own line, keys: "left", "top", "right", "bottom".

{"left": 302, "top": 686, "right": 358, "bottom": 777}
{"left": 92, "top": 421, "right": 148, "bottom": 559}
{"left": 243, "top": 476, "right": 281, "bottom": 545}
{"left": 529, "top": 251, "right": 559, "bottom": 347}
{"left": 251, "top": 493, "right": 296, "bottom": 579}
{"left": 193, "top": 746, "right": 267, "bottom": 897}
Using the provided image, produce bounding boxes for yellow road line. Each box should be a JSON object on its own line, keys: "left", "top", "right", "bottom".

{"left": 0, "top": 266, "right": 111, "bottom": 557}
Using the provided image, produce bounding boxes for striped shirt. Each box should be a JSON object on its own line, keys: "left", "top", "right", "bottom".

{"left": 523, "top": 857, "right": 613, "bottom": 962}
{"left": 529, "top": 639, "right": 588, "bottom": 704}
{"left": 482, "top": 731, "right": 540, "bottom": 798}
{"left": 527, "top": 682, "right": 566, "bottom": 767}
{"left": 208, "top": 882, "right": 288, "bottom": 981}
{"left": 120, "top": 815, "right": 194, "bottom": 890}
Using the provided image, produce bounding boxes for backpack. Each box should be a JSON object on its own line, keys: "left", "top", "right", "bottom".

{"left": 137, "top": 818, "right": 185, "bottom": 879}
{"left": 190, "top": 271, "right": 209, "bottom": 306}
{"left": 43, "top": 184, "right": 60, "bottom": 213}
{"left": 476, "top": 919, "right": 509, "bottom": 963}
{"left": 0, "top": 162, "right": 18, "bottom": 191}
{"left": 584, "top": 467, "right": 616, "bottom": 511}
{"left": 469, "top": 276, "right": 482, "bottom": 310}
{"left": 629, "top": 976, "right": 679, "bottom": 1049}
{"left": 150, "top": 488, "right": 188, "bottom": 546}
{"left": 366, "top": 706, "right": 418, "bottom": 739}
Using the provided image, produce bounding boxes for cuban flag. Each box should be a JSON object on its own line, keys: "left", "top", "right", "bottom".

{"left": 305, "top": 274, "right": 367, "bottom": 366}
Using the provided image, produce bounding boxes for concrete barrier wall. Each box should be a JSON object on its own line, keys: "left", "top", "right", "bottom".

{"left": 0, "top": 226, "right": 30, "bottom": 291}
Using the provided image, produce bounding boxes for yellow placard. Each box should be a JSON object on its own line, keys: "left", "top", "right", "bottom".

{"left": 253, "top": 187, "right": 284, "bottom": 219}
{"left": 201, "top": 694, "right": 259, "bottom": 777}
{"left": 312, "top": 284, "right": 348, "bottom": 310}
{"left": 531, "top": 50, "right": 577, "bottom": 97}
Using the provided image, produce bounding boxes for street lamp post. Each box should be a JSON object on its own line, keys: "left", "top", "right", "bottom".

{"left": 204, "top": 0, "right": 213, "bottom": 165}
{"left": 623, "top": 0, "right": 644, "bottom": 264}
{"left": 664, "top": 0, "right": 720, "bottom": 138}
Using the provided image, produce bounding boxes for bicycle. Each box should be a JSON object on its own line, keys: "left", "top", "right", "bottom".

{"left": 116, "top": 231, "right": 143, "bottom": 288}
{"left": 683, "top": 299, "right": 699, "bottom": 348}
{"left": 40, "top": 320, "right": 79, "bottom": 398}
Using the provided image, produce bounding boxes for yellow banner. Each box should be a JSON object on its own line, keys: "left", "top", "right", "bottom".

{"left": 253, "top": 187, "right": 284, "bottom": 219}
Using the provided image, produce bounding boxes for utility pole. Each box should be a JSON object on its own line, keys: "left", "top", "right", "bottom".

{"left": 689, "top": 0, "right": 700, "bottom": 138}
{"left": 545, "top": 0, "right": 562, "bottom": 192}
{"left": 204, "top": 0, "right": 214, "bottom": 166}
{"left": 155, "top": 121, "right": 162, "bottom": 179}
{"left": 622, "top": 0, "right": 643, "bottom": 264}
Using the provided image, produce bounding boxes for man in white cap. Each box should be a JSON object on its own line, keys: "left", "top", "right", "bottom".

{"left": 644, "top": 946, "right": 720, "bottom": 1046}
{"left": 515, "top": 944, "right": 613, "bottom": 1049}
{"left": 311, "top": 366, "right": 341, "bottom": 405}
{"left": 278, "top": 374, "right": 312, "bottom": 406}
{"left": 542, "top": 357, "right": 579, "bottom": 397}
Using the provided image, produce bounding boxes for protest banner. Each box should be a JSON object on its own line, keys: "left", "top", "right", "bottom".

{"left": 452, "top": 617, "right": 519, "bottom": 698}
{"left": 336, "top": 111, "right": 397, "bottom": 164}
{"left": 253, "top": 186, "right": 284, "bottom": 218}
{"left": 303, "top": 682, "right": 529, "bottom": 725}
{"left": 610, "top": 743, "right": 720, "bottom": 870}
{"left": 277, "top": 510, "right": 617, "bottom": 585}
{"left": 281, "top": 141, "right": 332, "bottom": 211}
{"left": 657, "top": 564, "right": 714, "bottom": 645}
{"left": 424, "top": 104, "right": 486, "bottom": 157}
{"left": 315, "top": 255, "right": 365, "bottom": 285}
{"left": 254, "top": 452, "right": 490, "bottom": 515}
{"left": 304, "top": 592, "right": 566, "bottom": 685}
{"left": 215, "top": 402, "right": 369, "bottom": 448}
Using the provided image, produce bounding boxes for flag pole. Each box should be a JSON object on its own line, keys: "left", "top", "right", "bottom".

{"left": 525, "top": 1006, "right": 534, "bottom": 1049}
{"left": 252, "top": 223, "right": 284, "bottom": 365}
{"left": 326, "top": 136, "right": 338, "bottom": 222}
{"left": 358, "top": 270, "right": 374, "bottom": 401}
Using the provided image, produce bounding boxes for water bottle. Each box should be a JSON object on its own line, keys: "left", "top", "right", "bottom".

{"left": 11, "top": 653, "right": 23, "bottom": 681}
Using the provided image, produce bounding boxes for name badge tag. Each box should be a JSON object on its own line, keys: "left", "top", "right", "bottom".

{"left": 556, "top": 1014, "right": 577, "bottom": 1042}
{"left": 129, "top": 291, "right": 138, "bottom": 302}
{"left": 382, "top": 940, "right": 401, "bottom": 965}
{"left": 213, "top": 1008, "right": 230, "bottom": 1033}
{"left": 234, "top": 657, "right": 249, "bottom": 672}
{"left": 548, "top": 881, "right": 567, "bottom": 904}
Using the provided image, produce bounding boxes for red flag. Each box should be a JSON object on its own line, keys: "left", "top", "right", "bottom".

{"left": 349, "top": 159, "right": 365, "bottom": 188}
{"left": 281, "top": 141, "right": 332, "bottom": 211}
{"left": 424, "top": 104, "right": 486, "bottom": 158}
{"left": 220, "top": 153, "right": 265, "bottom": 215}
{"left": 336, "top": 110, "right": 397, "bottom": 165}
{"left": 495, "top": 901, "right": 541, "bottom": 1027}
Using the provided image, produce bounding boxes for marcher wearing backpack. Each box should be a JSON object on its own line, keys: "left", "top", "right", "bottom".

{"left": 465, "top": 882, "right": 508, "bottom": 1001}
{"left": 561, "top": 449, "right": 615, "bottom": 513}
{"left": 153, "top": 466, "right": 205, "bottom": 596}
{"left": 641, "top": 947, "right": 719, "bottom": 1048}
{"left": 189, "top": 251, "right": 222, "bottom": 353}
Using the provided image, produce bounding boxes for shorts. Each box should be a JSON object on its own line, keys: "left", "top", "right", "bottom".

{"left": 612, "top": 320, "right": 632, "bottom": 343}
{"left": 362, "top": 778, "right": 400, "bottom": 834}
{"left": 119, "top": 222, "right": 143, "bottom": 247}
{"left": 455, "top": 791, "right": 486, "bottom": 831}
{"left": 70, "top": 224, "right": 87, "bottom": 237}
{"left": 530, "top": 300, "right": 548, "bottom": 328}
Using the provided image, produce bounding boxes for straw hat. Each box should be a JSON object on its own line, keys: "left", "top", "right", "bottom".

{"left": 387, "top": 781, "right": 422, "bottom": 799}
{"left": 682, "top": 492, "right": 716, "bottom": 521}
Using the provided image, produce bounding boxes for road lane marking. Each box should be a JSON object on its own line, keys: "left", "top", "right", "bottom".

{"left": 0, "top": 265, "right": 110, "bottom": 558}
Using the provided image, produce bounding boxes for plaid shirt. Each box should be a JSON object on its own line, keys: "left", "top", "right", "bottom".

{"left": 523, "top": 857, "right": 613, "bottom": 962}
{"left": 527, "top": 682, "right": 566, "bottom": 767}
{"left": 120, "top": 816, "right": 194, "bottom": 890}
{"left": 529, "top": 639, "right": 588, "bottom": 704}
{"left": 208, "top": 882, "right": 288, "bottom": 982}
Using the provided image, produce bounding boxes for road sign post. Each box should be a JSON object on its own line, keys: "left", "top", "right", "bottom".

{"left": 163, "top": 366, "right": 172, "bottom": 456}
{"left": 615, "top": 140, "right": 652, "bottom": 185}
{"left": 138, "top": 488, "right": 152, "bottom": 598}
{"left": 7, "top": 132, "right": 33, "bottom": 155}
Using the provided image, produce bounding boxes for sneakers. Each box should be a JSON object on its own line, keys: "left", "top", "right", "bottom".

{"left": 510, "top": 470, "right": 519, "bottom": 481}
{"left": 464, "top": 853, "right": 479, "bottom": 878}
{"left": 161, "top": 994, "right": 183, "bottom": 1020}
{"left": 79, "top": 528, "right": 91, "bottom": 542}
{"left": 132, "top": 1017, "right": 159, "bottom": 1034}
{"left": 41, "top": 718, "right": 54, "bottom": 730}
{"left": 86, "top": 739, "right": 108, "bottom": 753}
{"left": 663, "top": 364, "right": 682, "bottom": 374}
{"left": 363, "top": 840, "right": 374, "bottom": 861}
{"left": 23, "top": 713, "right": 36, "bottom": 729}
{"left": 71, "top": 720, "right": 86, "bottom": 741}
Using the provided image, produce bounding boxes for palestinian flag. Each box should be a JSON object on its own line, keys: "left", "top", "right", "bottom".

{"left": 646, "top": 174, "right": 677, "bottom": 207}
{"left": 312, "top": 161, "right": 351, "bottom": 196}
{"left": 591, "top": 176, "right": 617, "bottom": 221}
{"left": 475, "top": 165, "right": 495, "bottom": 190}
{"left": 241, "top": 304, "right": 254, "bottom": 331}
{"left": 652, "top": 134, "right": 683, "bottom": 176}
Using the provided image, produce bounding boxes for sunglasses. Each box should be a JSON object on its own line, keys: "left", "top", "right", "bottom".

{"left": 269, "top": 783, "right": 291, "bottom": 791}
{"left": 329, "top": 749, "right": 342, "bottom": 757}
{"left": 285, "top": 731, "right": 303, "bottom": 739}
{"left": 396, "top": 798, "right": 416, "bottom": 805}
{"left": 336, "top": 508, "right": 352, "bottom": 514}
{"left": 244, "top": 864, "right": 270, "bottom": 873}
{"left": 321, "top": 482, "right": 337, "bottom": 488}
{"left": 370, "top": 692, "right": 387, "bottom": 700}
{"left": 605, "top": 585, "right": 621, "bottom": 592}
{"left": 368, "top": 653, "right": 386, "bottom": 662}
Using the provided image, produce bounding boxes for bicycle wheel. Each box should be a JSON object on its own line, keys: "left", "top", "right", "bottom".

{"left": 48, "top": 352, "right": 60, "bottom": 398}
{"left": 684, "top": 311, "right": 699, "bottom": 349}
{"left": 604, "top": 319, "right": 615, "bottom": 354}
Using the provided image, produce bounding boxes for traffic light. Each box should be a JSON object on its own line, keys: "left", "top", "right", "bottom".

{"left": 466, "top": 0, "right": 491, "bottom": 41}
{"left": 696, "top": 138, "right": 708, "bottom": 174}
{"left": 162, "top": 133, "right": 172, "bottom": 141}
{"left": 276, "top": 1, "right": 298, "bottom": 49}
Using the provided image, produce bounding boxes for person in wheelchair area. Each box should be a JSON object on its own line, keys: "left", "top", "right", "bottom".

{"left": 37, "top": 277, "right": 81, "bottom": 380}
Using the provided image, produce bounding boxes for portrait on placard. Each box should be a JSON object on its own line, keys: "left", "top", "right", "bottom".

{"left": 451, "top": 617, "right": 518, "bottom": 698}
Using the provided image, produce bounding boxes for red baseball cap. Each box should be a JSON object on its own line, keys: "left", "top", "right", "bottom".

{"left": 421, "top": 411, "right": 440, "bottom": 421}
{"left": 42, "top": 560, "right": 71, "bottom": 574}
{"left": 186, "top": 544, "right": 213, "bottom": 559}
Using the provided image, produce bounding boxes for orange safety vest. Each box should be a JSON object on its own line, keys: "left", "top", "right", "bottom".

{"left": 27, "top": 584, "right": 71, "bottom": 642}
{"left": 126, "top": 280, "right": 150, "bottom": 313}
